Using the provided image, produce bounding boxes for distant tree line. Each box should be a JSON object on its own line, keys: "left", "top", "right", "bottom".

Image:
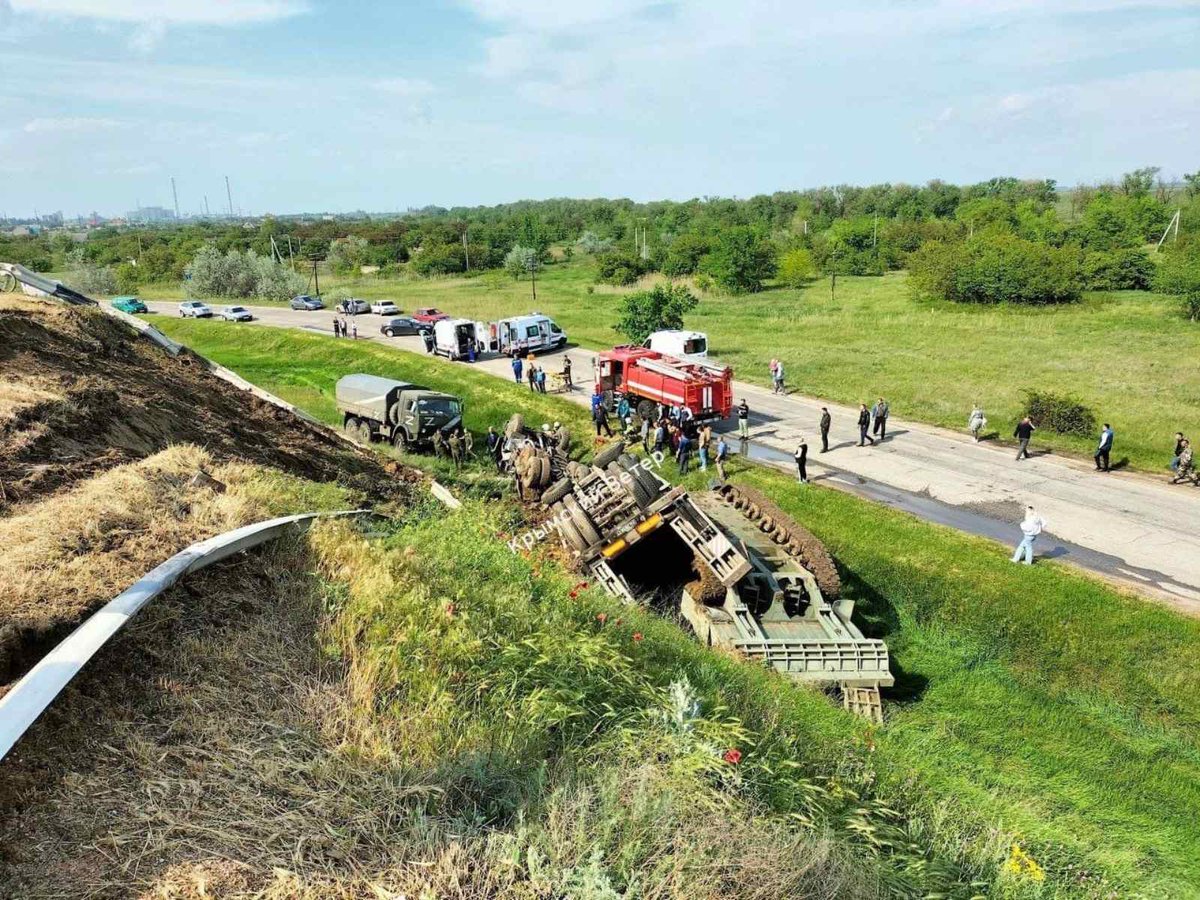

{"left": 4, "top": 167, "right": 1198, "bottom": 310}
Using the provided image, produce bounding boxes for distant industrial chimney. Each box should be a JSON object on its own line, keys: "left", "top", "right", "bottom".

{"left": 170, "top": 176, "right": 180, "bottom": 219}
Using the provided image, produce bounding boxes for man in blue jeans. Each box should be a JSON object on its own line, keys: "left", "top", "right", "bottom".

{"left": 1011, "top": 506, "right": 1046, "bottom": 564}
{"left": 511, "top": 355, "right": 523, "bottom": 383}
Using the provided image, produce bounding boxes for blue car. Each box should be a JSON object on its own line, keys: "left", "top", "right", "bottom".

{"left": 111, "top": 295, "right": 148, "bottom": 314}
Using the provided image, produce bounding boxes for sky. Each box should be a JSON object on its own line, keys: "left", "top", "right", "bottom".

{"left": 0, "top": 0, "right": 1197, "bottom": 218}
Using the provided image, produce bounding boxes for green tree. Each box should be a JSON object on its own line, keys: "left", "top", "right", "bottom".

{"left": 1120, "top": 166, "right": 1160, "bottom": 198}
{"left": 908, "top": 234, "right": 1081, "bottom": 305}
{"left": 1155, "top": 243, "right": 1200, "bottom": 321}
{"left": 701, "top": 226, "right": 776, "bottom": 293}
{"left": 616, "top": 283, "right": 699, "bottom": 344}
{"left": 327, "top": 235, "right": 369, "bottom": 274}
{"left": 661, "top": 233, "right": 711, "bottom": 277}
{"left": 777, "top": 248, "right": 814, "bottom": 287}
{"left": 410, "top": 243, "right": 465, "bottom": 277}
{"left": 595, "top": 250, "right": 646, "bottom": 286}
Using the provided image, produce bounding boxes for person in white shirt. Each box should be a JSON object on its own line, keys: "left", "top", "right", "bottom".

{"left": 1011, "top": 506, "right": 1046, "bottom": 565}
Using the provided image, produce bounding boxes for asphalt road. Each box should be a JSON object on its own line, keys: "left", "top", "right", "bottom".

{"left": 151, "top": 302, "right": 1200, "bottom": 613}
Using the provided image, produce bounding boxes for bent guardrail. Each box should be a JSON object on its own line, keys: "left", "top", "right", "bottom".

{"left": 0, "top": 509, "right": 365, "bottom": 762}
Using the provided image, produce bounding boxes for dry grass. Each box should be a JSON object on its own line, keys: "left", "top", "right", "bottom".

{"left": 0, "top": 378, "right": 60, "bottom": 423}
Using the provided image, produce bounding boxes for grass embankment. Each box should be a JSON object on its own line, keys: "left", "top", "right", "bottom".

{"left": 156, "top": 317, "right": 1200, "bottom": 897}
{"left": 138, "top": 256, "right": 1199, "bottom": 471}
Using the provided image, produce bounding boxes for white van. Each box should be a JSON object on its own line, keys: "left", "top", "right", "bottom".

{"left": 496, "top": 313, "right": 567, "bottom": 356}
{"left": 433, "top": 318, "right": 488, "bottom": 360}
{"left": 644, "top": 329, "right": 708, "bottom": 359}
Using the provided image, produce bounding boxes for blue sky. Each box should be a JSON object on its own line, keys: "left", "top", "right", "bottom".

{"left": 0, "top": 0, "right": 1197, "bottom": 218}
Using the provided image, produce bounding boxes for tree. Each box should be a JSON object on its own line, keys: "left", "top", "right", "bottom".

{"left": 1081, "top": 249, "right": 1154, "bottom": 291}
{"left": 326, "top": 235, "right": 369, "bottom": 274}
{"left": 504, "top": 244, "right": 540, "bottom": 280}
{"left": 595, "top": 250, "right": 646, "bottom": 286}
{"left": 184, "top": 245, "right": 302, "bottom": 300}
{"left": 777, "top": 248, "right": 814, "bottom": 287}
{"left": 661, "top": 233, "right": 711, "bottom": 277}
{"left": 908, "top": 234, "right": 1081, "bottom": 305}
{"left": 1155, "top": 243, "right": 1200, "bottom": 321}
{"left": 1184, "top": 171, "right": 1200, "bottom": 200}
{"left": 701, "top": 226, "right": 776, "bottom": 293}
{"left": 577, "top": 230, "right": 613, "bottom": 254}
{"left": 66, "top": 248, "right": 117, "bottom": 296}
{"left": 1120, "top": 166, "right": 1160, "bottom": 198}
{"left": 616, "top": 283, "right": 699, "bottom": 344}
{"left": 410, "top": 243, "right": 465, "bottom": 277}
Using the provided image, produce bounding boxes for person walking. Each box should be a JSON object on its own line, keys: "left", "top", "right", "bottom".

{"left": 793, "top": 435, "right": 808, "bottom": 483}
{"left": 737, "top": 399, "right": 750, "bottom": 440}
{"left": 1014, "top": 416, "right": 1035, "bottom": 460}
{"left": 562, "top": 356, "right": 573, "bottom": 391}
{"left": 819, "top": 407, "right": 831, "bottom": 453}
{"left": 769, "top": 358, "right": 779, "bottom": 391}
{"left": 772, "top": 359, "right": 785, "bottom": 395}
{"left": 872, "top": 397, "right": 889, "bottom": 441}
{"left": 1011, "top": 506, "right": 1046, "bottom": 565}
{"left": 351, "top": 321, "right": 358, "bottom": 340}
{"left": 486, "top": 425, "right": 503, "bottom": 471}
{"left": 511, "top": 356, "right": 523, "bottom": 383}
{"left": 968, "top": 404, "right": 986, "bottom": 442}
{"left": 1170, "top": 432, "right": 1186, "bottom": 473}
{"left": 715, "top": 435, "right": 730, "bottom": 481}
{"left": 857, "top": 404, "right": 874, "bottom": 446}
{"left": 677, "top": 431, "right": 692, "bottom": 474}
{"left": 593, "top": 401, "right": 613, "bottom": 437}
{"left": 1094, "top": 423, "right": 1114, "bottom": 472}
{"left": 697, "top": 424, "right": 711, "bottom": 471}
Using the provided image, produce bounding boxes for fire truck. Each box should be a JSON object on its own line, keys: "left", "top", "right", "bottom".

{"left": 595, "top": 346, "right": 733, "bottom": 421}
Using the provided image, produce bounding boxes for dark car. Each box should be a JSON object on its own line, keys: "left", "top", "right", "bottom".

{"left": 290, "top": 294, "right": 324, "bottom": 310}
{"left": 380, "top": 316, "right": 430, "bottom": 338}
{"left": 336, "top": 298, "right": 371, "bottom": 315}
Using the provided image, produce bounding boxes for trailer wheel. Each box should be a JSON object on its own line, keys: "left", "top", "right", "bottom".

{"left": 541, "top": 477, "right": 572, "bottom": 505}
{"left": 553, "top": 503, "right": 589, "bottom": 553}
{"left": 563, "top": 495, "right": 602, "bottom": 548}
{"left": 504, "top": 413, "right": 525, "bottom": 440}
{"left": 592, "top": 439, "right": 626, "bottom": 470}
{"left": 618, "top": 453, "right": 659, "bottom": 508}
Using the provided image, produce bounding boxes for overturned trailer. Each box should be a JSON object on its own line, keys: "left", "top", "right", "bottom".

{"left": 544, "top": 444, "right": 893, "bottom": 721}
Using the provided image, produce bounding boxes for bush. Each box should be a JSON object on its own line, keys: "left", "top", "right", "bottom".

{"left": 777, "top": 248, "right": 814, "bottom": 287}
{"left": 908, "top": 234, "right": 1081, "bottom": 305}
{"left": 1081, "top": 249, "right": 1154, "bottom": 291}
{"left": 576, "top": 230, "right": 613, "bottom": 255}
{"left": 65, "top": 249, "right": 117, "bottom": 296}
{"left": 504, "top": 244, "right": 541, "bottom": 280}
{"left": 1154, "top": 242, "right": 1200, "bottom": 321}
{"left": 700, "top": 226, "right": 777, "bottom": 293}
{"left": 1022, "top": 389, "right": 1097, "bottom": 437}
{"left": 660, "top": 233, "right": 711, "bottom": 278}
{"left": 410, "top": 243, "right": 465, "bottom": 277}
{"left": 184, "top": 245, "right": 304, "bottom": 301}
{"left": 616, "top": 283, "right": 699, "bottom": 344}
{"left": 595, "top": 250, "right": 647, "bottom": 286}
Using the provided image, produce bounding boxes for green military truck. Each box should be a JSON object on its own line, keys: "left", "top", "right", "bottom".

{"left": 335, "top": 374, "right": 463, "bottom": 450}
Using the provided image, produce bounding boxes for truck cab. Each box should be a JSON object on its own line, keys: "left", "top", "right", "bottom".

{"left": 644, "top": 329, "right": 708, "bottom": 360}
{"left": 335, "top": 373, "right": 463, "bottom": 450}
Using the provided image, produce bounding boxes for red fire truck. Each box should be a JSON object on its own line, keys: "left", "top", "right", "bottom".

{"left": 595, "top": 346, "right": 733, "bottom": 421}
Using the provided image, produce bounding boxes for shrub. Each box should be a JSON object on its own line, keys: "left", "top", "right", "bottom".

{"left": 576, "top": 230, "right": 613, "bottom": 255}
{"left": 660, "top": 233, "right": 711, "bottom": 278}
{"left": 777, "top": 248, "right": 814, "bottom": 287}
{"left": 66, "top": 249, "right": 117, "bottom": 296}
{"left": 1154, "top": 242, "right": 1200, "bottom": 321}
{"left": 700, "top": 226, "right": 777, "bottom": 293}
{"left": 1081, "top": 249, "right": 1154, "bottom": 291}
{"left": 595, "top": 250, "right": 647, "bottom": 286}
{"left": 184, "top": 245, "right": 304, "bottom": 301}
{"left": 410, "top": 243, "right": 465, "bottom": 277}
{"left": 1022, "top": 389, "right": 1097, "bottom": 437}
{"left": 616, "top": 283, "right": 699, "bottom": 344}
{"left": 908, "top": 234, "right": 1081, "bottom": 304}
{"left": 504, "top": 244, "right": 541, "bottom": 281}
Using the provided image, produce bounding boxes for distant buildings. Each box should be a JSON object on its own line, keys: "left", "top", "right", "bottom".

{"left": 127, "top": 206, "right": 177, "bottom": 224}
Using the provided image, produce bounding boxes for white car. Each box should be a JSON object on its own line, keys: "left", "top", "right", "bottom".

{"left": 178, "top": 301, "right": 212, "bottom": 318}
{"left": 218, "top": 305, "right": 254, "bottom": 322}
{"left": 370, "top": 300, "right": 400, "bottom": 316}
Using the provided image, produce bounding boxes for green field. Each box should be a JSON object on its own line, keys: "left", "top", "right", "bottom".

{"left": 156, "top": 316, "right": 1200, "bottom": 898}
{"left": 139, "top": 257, "right": 1197, "bottom": 472}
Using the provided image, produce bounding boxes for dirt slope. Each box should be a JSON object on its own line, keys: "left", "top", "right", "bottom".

{"left": 0, "top": 297, "right": 399, "bottom": 507}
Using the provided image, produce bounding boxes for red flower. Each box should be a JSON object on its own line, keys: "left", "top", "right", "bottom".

{"left": 596, "top": 613, "right": 608, "bottom": 624}
{"left": 569, "top": 590, "right": 579, "bottom": 599}
{"left": 445, "top": 603, "right": 456, "bottom": 617}
{"left": 576, "top": 581, "right": 590, "bottom": 590}
{"left": 723, "top": 748, "right": 743, "bottom": 765}
{"left": 632, "top": 632, "right": 643, "bottom": 642}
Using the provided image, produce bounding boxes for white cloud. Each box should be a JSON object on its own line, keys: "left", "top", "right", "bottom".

{"left": 23, "top": 116, "right": 123, "bottom": 132}
{"left": 9, "top": 0, "right": 310, "bottom": 25}
{"left": 128, "top": 19, "right": 166, "bottom": 54}
{"left": 373, "top": 77, "right": 436, "bottom": 97}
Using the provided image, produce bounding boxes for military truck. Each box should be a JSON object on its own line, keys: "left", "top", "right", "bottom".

{"left": 543, "top": 443, "right": 893, "bottom": 721}
{"left": 335, "top": 374, "right": 463, "bottom": 450}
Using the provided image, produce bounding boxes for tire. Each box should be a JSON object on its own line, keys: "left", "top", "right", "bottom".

{"left": 344, "top": 416, "right": 359, "bottom": 436}
{"left": 541, "top": 477, "right": 572, "bottom": 505}
{"left": 609, "top": 461, "right": 652, "bottom": 509}
{"left": 392, "top": 430, "right": 408, "bottom": 451}
{"left": 356, "top": 421, "right": 374, "bottom": 443}
{"left": 617, "top": 454, "right": 657, "bottom": 508}
{"left": 636, "top": 399, "right": 656, "bottom": 422}
{"left": 563, "top": 495, "right": 602, "bottom": 547}
{"left": 554, "top": 503, "right": 588, "bottom": 552}
{"left": 592, "top": 440, "right": 626, "bottom": 470}
{"left": 505, "top": 413, "right": 525, "bottom": 440}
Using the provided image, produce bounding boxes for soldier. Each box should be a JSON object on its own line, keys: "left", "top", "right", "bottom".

{"left": 431, "top": 429, "right": 447, "bottom": 458}
{"left": 448, "top": 428, "right": 464, "bottom": 470}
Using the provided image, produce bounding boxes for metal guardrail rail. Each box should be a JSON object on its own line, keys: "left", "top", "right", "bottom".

{"left": 0, "top": 510, "right": 366, "bottom": 762}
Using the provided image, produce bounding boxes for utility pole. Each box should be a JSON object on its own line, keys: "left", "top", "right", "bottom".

{"left": 225, "top": 176, "right": 234, "bottom": 219}
{"left": 462, "top": 226, "right": 470, "bottom": 272}
{"left": 530, "top": 257, "right": 537, "bottom": 303}
{"left": 312, "top": 258, "right": 320, "bottom": 298}
{"left": 170, "top": 176, "right": 180, "bottom": 220}
{"left": 203, "top": 195, "right": 210, "bottom": 217}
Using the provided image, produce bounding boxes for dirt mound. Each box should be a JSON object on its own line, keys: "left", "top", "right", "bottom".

{"left": 0, "top": 297, "right": 404, "bottom": 508}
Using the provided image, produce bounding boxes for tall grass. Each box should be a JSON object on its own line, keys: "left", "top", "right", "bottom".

{"left": 154, "top": 317, "right": 1200, "bottom": 897}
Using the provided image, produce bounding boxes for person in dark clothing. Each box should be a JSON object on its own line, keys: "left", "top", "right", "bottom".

{"left": 857, "top": 404, "right": 874, "bottom": 446}
{"left": 333, "top": 318, "right": 342, "bottom": 337}
{"left": 536, "top": 367, "right": 547, "bottom": 394}
{"left": 872, "top": 398, "right": 889, "bottom": 441}
{"left": 653, "top": 419, "right": 666, "bottom": 454}
{"left": 715, "top": 435, "right": 730, "bottom": 481}
{"left": 819, "top": 407, "right": 831, "bottom": 452}
{"left": 677, "top": 432, "right": 692, "bottom": 474}
{"left": 1171, "top": 432, "right": 1187, "bottom": 472}
{"left": 1014, "top": 416, "right": 1035, "bottom": 460}
{"left": 562, "top": 356, "right": 573, "bottom": 390}
{"left": 527, "top": 365, "right": 537, "bottom": 391}
{"left": 737, "top": 400, "right": 750, "bottom": 440}
{"left": 422, "top": 330, "right": 435, "bottom": 353}
{"left": 1094, "top": 423, "right": 1114, "bottom": 472}
{"left": 486, "top": 425, "right": 503, "bottom": 470}
{"left": 794, "top": 436, "right": 808, "bottom": 483}
{"left": 593, "top": 403, "right": 613, "bottom": 437}
{"left": 512, "top": 356, "right": 523, "bottom": 383}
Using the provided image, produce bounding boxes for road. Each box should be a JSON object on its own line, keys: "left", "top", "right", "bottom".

{"left": 152, "top": 302, "right": 1200, "bottom": 613}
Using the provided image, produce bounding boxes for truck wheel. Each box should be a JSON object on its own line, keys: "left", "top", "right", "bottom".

{"left": 609, "top": 461, "right": 653, "bottom": 509}
{"left": 344, "top": 416, "right": 359, "bottom": 436}
{"left": 563, "top": 495, "right": 602, "bottom": 547}
{"left": 554, "top": 503, "right": 588, "bottom": 553}
{"left": 592, "top": 440, "right": 626, "bottom": 470}
{"left": 356, "top": 421, "right": 374, "bottom": 443}
{"left": 392, "top": 430, "right": 408, "bottom": 451}
{"left": 619, "top": 453, "right": 661, "bottom": 506}
{"left": 505, "top": 413, "right": 525, "bottom": 440}
{"left": 636, "top": 399, "right": 656, "bottom": 422}
{"left": 541, "top": 477, "right": 572, "bottom": 505}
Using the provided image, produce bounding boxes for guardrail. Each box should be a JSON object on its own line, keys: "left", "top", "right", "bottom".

{"left": 0, "top": 509, "right": 366, "bottom": 762}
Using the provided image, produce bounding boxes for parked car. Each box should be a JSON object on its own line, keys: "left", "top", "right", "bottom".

{"left": 412, "top": 307, "right": 450, "bottom": 324}
{"left": 370, "top": 300, "right": 400, "bottom": 316}
{"left": 110, "top": 296, "right": 147, "bottom": 314}
{"left": 290, "top": 294, "right": 324, "bottom": 310}
{"left": 218, "top": 305, "right": 254, "bottom": 322}
{"left": 178, "top": 301, "right": 212, "bottom": 318}
{"left": 380, "top": 316, "right": 429, "bottom": 337}
{"left": 336, "top": 298, "right": 370, "bottom": 315}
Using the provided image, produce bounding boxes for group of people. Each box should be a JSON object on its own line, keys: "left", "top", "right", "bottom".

{"left": 331, "top": 317, "right": 358, "bottom": 340}
{"left": 430, "top": 424, "right": 472, "bottom": 470}
{"left": 511, "top": 353, "right": 572, "bottom": 394}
